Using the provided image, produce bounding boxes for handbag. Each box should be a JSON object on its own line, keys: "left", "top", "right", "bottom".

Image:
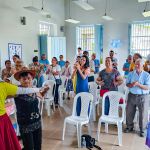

{"left": 55, "top": 78, "right": 62, "bottom": 85}
{"left": 81, "top": 134, "right": 102, "bottom": 150}
{"left": 52, "top": 66, "right": 62, "bottom": 85}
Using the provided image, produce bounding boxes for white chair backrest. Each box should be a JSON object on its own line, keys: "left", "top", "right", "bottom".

{"left": 94, "top": 74, "right": 98, "bottom": 81}
{"left": 88, "top": 82, "right": 98, "bottom": 103}
{"left": 102, "top": 91, "right": 126, "bottom": 119}
{"left": 60, "top": 76, "right": 67, "bottom": 89}
{"left": 42, "top": 80, "right": 56, "bottom": 98}
{"left": 72, "top": 92, "right": 93, "bottom": 118}
{"left": 43, "top": 73, "right": 49, "bottom": 81}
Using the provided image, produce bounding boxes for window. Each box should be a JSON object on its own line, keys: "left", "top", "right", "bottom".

{"left": 76, "top": 25, "right": 95, "bottom": 56}
{"left": 130, "top": 22, "right": 150, "bottom": 58}
{"left": 39, "top": 21, "right": 51, "bottom": 36}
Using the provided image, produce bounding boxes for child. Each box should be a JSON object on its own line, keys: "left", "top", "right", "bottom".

{"left": 0, "top": 78, "right": 47, "bottom": 150}
{"left": 14, "top": 69, "right": 45, "bottom": 150}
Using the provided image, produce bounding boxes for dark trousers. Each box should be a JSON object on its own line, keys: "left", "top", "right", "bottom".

{"left": 54, "top": 84, "right": 59, "bottom": 104}
{"left": 126, "top": 93, "right": 148, "bottom": 131}
{"left": 21, "top": 127, "right": 42, "bottom": 150}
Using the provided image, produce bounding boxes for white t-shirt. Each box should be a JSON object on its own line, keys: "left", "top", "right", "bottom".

{"left": 48, "top": 65, "right": 61, "bottom": 80}
{"left": 8, "top": 74, "right": 20, "bottom": 86}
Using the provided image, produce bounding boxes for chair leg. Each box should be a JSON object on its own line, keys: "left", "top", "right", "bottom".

{"left": 46, "top": 100, "right": 51, "bottom": 117}
{"left": 105, "top": 123, "right": 108, "bottom": 133}
{"left": 62, "top": 120, "right": 66, "bottom": 141}
{"left": 97, "top": 120, "right": 101, "bottom": 142}
{"left": 97, "top": 103, "right": 100, "bottom": 116}
{"left": 88, "top": 123, "right": 92, "bottom": 136}
{"left": 59, "top": 91, "right": 63, "bottom": 107}
{"left": 117, "top": 123, "right": 122, "bottom": 146}
{"left": 77, "top": 124, "right": 82, "bottom": 148}
{"left": 52, "top": 100, "right": 55, "bottom": 112}
{"left": 93, "top": 104, "right": 96, "bottom": 121}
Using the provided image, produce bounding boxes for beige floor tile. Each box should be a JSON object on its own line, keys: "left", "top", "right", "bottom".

{"left": 41, "top": 98, "right": 147, "bottom": 150}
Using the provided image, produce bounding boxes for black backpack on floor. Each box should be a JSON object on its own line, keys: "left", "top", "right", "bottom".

{"left": 81, "top": 134, "right": 102, "bottom": 150}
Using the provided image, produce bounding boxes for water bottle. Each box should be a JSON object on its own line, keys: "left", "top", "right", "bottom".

{"left": 81, "top": 137, "right": 86, "bottom": 148}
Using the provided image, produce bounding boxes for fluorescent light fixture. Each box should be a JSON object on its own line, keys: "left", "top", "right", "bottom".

{"left": 72, "top": 0, "right": 94, "bottom": 10}
{"left": 142, "top": 10, "right": 150, "bottom": 17}
{"left": 138, "top": 0, "right": 150, "bottom": 2}
{"left": 24, "top": 6, "right": 51, "bottom": 16}
{"left": 65, "top": 18, "right": 80, "bottom": 24}
{"left": 24, "top": 6, "right": 40, "bottom": 13}
{"left": 102, "top": 13, "right": 113, "bottom": 21}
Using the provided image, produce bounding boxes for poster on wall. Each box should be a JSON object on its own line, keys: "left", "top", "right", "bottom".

{"left": 8, "top": 43, "right": 22, "bottom": 62}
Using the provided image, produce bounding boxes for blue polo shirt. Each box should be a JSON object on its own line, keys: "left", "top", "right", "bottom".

{"left": 126, "top": 70, "right": 150, "bottom": 95}
{"left": 58, "top": 60, "right": 65, "bottom": 68}
{"left": 123, "top": 62, "right": 130, "bottom": 76}
{"left": 39, "top": 59, "right": 49, "bottom": 71}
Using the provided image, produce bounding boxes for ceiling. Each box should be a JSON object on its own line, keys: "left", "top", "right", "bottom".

{"left": 65, "top": 0, "right": 150, "bottom": 23}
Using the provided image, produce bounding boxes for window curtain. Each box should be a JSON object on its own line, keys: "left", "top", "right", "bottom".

{"left": 94, "top": 25, "right": 103, "bottom": 64}
{"left": 38, "top": 35, "right": 48, "bottom": 57}
{"left": 128, "top": 24, "right": 131, "bottom": 55}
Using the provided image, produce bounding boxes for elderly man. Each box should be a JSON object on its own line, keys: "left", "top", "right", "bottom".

{"left": 124, "top": 58, "right": 150, "bottom": 137}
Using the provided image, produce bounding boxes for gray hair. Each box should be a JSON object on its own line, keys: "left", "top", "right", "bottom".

{"left": 135, "top": 58, "right": 144, "bottom": 66}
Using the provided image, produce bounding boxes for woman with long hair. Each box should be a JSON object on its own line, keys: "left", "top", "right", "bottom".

{"left": 46, "top": 57, "right": 61, "bottom": 106}
{"left": 72, "top": 55, "right": 90, "bottom": 115}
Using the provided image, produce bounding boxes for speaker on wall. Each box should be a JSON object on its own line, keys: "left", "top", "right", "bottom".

{"left": 20, "top": 16, "right": 26, "bottom": 25}
{"left": 60, "top": 26, "right": 65, "bottom": 32}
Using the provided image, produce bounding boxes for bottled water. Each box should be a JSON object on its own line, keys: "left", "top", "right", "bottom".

{"left": 81, "top": 137, "right": 86, "bottom": 148}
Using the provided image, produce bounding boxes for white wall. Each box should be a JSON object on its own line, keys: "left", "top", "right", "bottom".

{"left": 103, "top": 22, "right": 129, "bottom": 74}
{"left": 64, "top": 0, "right": 149, "bottom": 74}
{"left": 65, "top": 22, "right": 128, "bottom": 74}
{"left": 0, "top": 0, "right": 65, "bottom": 68}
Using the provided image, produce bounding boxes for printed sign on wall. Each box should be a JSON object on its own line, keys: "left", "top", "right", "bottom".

{"left": 8, "top": 43, "right": 22, "bottom": 62}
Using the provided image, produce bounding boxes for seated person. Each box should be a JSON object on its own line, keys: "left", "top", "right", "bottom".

{"left": 1, "top": 60, "right": 12, "bottom": 81}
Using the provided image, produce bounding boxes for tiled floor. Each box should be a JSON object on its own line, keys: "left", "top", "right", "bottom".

{"left": 41, "top": 100, "right": 148, "bottom": 150}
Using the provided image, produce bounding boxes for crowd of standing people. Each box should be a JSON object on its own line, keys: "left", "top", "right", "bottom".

{"left": 0, "top": 47, "right": 150, "bottom": 149}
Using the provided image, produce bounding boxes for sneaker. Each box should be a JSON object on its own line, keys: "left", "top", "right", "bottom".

{"left": 124, "top": 127, "right": 134, "bottom": 133}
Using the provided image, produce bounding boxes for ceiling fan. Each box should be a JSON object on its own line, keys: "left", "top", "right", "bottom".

{"left": 24, "top": 0, "right": 51, "bottom": 18}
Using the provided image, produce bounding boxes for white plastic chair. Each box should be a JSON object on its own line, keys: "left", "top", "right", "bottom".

{"left": 59, "top": 76, "right": 67, "bottom": 107}
{"left": 42, "top": 80, "right": 56, "bottom": 116}
{"left": 97, "top": 91, "right": 126, "bottom": 146}
{"left": 88, "top": 82, "right": 100, "bottom": 121}
{"left": 62, "top": 92, "right": 93, "bottom": 148}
